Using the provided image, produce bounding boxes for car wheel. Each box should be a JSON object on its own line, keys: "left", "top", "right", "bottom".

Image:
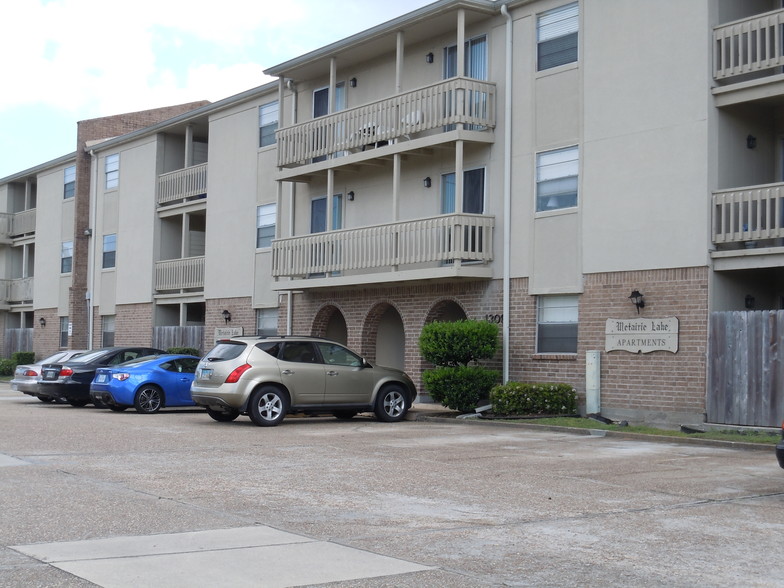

{"left": 38, "top": 396, "right": 54, "bottom": 403}
{"left": 333, "top": 410, "right": 357, "bottom": 420}
{"left": 134, "top": 385, "right": 163, "bottom": 414}
{"left": 68, "top": 399, "right": 89, "bottom": 407}
{"left": 206, "top": 407, "right": 240, "bottom": 422}
{"left": 109, "top": 405, "right": 128, "bottom": 412}
{"left": 248, "top": 386, "right": 288, "bottom": 427}
{"left": 374, "top": 385, "right": 408, "bottom": 422}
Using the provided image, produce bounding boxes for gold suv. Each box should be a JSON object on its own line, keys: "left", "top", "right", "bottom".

{"left": 190, "top": 336, "right": 417, "bottom": 426}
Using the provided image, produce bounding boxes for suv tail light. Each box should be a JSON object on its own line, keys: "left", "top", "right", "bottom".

{"left": 60, "top": 367, "right": 74, "bottom": 377}
{"left": 226, "top": 363, "right": 251, "bottom": 383}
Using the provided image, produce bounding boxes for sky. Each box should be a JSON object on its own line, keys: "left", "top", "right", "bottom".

{"left": 0, "top": 0, "right": 437, "bottom": 179}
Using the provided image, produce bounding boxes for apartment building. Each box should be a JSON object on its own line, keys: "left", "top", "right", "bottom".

{"left": 1, "top": 0, "right": 782, "bottom": 427}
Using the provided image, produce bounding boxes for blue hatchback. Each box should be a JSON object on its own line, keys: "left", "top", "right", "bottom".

{"left": 90, "top": 355, "right": 200, "bottom": 414}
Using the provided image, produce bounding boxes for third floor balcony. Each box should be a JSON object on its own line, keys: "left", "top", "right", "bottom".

{"left": 276, "top": 77, "right": 496, "bottom": 172}
{"left": 0, "top": 209, "right": 36, "bottom": 242}
{"left": 154, "top": 256, "right": 205, "bottom": 292}
{"left": 157, "top": 163, "right": 208, "bottom": 207}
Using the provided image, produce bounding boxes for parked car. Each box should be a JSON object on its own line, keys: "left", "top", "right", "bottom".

{"left": 37, "top": 346, "right": 165, "bottom": 407}
{"left": 89, "top": 354, "right": 200, "bottom": 414}
{"left": 11, "top": 350, "right": 87, "bottom": 402}
{"left": 777, "top": 421, "right": 784, "bottom": 469}
{"left": 190, "top": 336, "right": 417, "bottom": 426}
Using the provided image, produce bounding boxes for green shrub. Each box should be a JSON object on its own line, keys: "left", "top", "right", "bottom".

{"left": 419, "top": 320, "right": 498, "bottom": 367}
{"left": 422, "top": 365, "right": 499, "bottom": 413}
{"left": 12, "top": 351, "right": 35, "bottom": 365}
{"left": 0, "top": 358, "right": 16, "bottom": 376}
{"left": 490, "top": 382, "right": 577, "bottom": 416}
{"left": 166, "top": 347, "right": 201, "bottom": 357}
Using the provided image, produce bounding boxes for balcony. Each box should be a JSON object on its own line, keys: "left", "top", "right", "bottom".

{"left": 157, "top": 163, "right": 207, "bottom": 206}
{"left": 272, "top": 213, "right": 494, "bottom": 289}
{"left": 0, "top": 277, "right": 33, "bottom": 305}
{"left": 155, "top": 256, "right": 205, "bottom": 291}
{"left": 276, "top": 77, "right": 496, "bottom": 169}
{"left": 0, "top": 210, "right": 36, "bottom": 241}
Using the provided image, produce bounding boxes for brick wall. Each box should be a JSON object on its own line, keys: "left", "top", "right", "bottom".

{"left": 114, "top": 303, "right": 154, "bottom": 346}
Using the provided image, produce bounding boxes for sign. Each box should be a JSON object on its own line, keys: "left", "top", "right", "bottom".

{"left": 605, "top": 317, "right": 678, "bottom": 354}
{"left": 215, "top": 326, "right": 244, "bottom": 340}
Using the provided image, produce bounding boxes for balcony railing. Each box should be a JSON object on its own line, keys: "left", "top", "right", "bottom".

{"left": 0, "top": 210, "right": 36, "bottom": 240}
{"left": 713, "top": 183, "right": 784, "bottom": 244}
{"left": 155, "top": 256, "right": 205, "bottom": 290}
{"left": 276, "top": 77, "right": 496, "bottom": 167}
{"left": 157, "top": 163, "right": 208, "bottom": 205}
{"left": 714, "top": 9, "right": 784, "bottom": 80}
{"left": 0, "top": 277, "right": 33, "bottom": 303}
{"left": 272, "top": 213, "right": 494, "bottom": 278}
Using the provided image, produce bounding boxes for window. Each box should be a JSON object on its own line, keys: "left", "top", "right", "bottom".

{"left": 259, "top": 101, "right": 279, "bottom": 148}
{"left": 538, "top": 2, "right": 579, "bottom": 71}
{"left": 537, "top": 295, "right": 578, "bottom": 353}
{"left": 102, "top": 234, "right": 116, "bottom": 268}
{"left": 256, "top": 204, "right": 276, "bottom": 248}
{"left": 105, "top": 154, "right": 119, "bottom": 189}
{"left": 61, "top": 241, "right": 73, "bottom": 273}
{"left": 441, "top": 168, "right": 485, "bottom": 214}
{"left": 102, "top": 315, "right": 115, "bottom": 347}
{"left": 256, "top": 308, "right": 278, "bottom": 337}
{"left": 536, "top": 146, "right": 578, "bottom": 212}
{"left": 59, "top": 317, "right": 69, "bottom": 348}
{"left": 64, "top": 166, "right": 75, "bottom": 199}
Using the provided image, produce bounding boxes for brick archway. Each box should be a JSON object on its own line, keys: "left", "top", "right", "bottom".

{"left": 311, "top": 304, "right": 348, "bottom": 345}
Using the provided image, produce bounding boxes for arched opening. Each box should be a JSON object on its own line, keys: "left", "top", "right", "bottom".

{"left": 312, "top": 305, "right": 347, "bottom": 346}
{"left": 425, "top": 299, "right": 467, "bottom": 324}
{"left": 375, "top": 306, "right": 405, "bottom": 369}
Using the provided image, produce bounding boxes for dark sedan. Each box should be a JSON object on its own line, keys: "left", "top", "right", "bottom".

{"left": 37, "top": 346, "right": 165, "bottom": 407}
{"left": 777, "top": 421, "right": 784, "bottom": 469}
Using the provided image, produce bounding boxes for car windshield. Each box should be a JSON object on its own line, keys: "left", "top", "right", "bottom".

{"left": 39, "top": 351, "right": 69, "bottom": 364}
{"left": 68, "top": 350, "right": 110, "bottom": 364}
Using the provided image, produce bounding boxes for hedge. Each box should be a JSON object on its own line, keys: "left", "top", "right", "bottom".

{"left": 490, "top": 382, "right": 577, "bottom": 416}
{"left": 422, "top": 365, "right": 499, "bottom": 413}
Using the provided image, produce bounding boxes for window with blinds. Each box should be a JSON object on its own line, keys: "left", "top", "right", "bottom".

{"left": 537, "top": 295, "right": 579, "bottom": 353}
{"left": 537, "top": 2, "right": 578, "bottom": 71}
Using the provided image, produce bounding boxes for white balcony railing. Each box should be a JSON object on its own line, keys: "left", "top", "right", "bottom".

{"left": 276, "top": 77, "right": 496, "bottom": 167}
{"left": 0, "top": 210, "right": 36, "bottom": 240}
{"left": 0, "top": 277, "right": 33, "bottom": 303}
{"left": 714, "top": 9, "right": 784, "bottom": 80}
{"left": 713, "top": 183, "right": 784, "bottom": 243}
{"left": 157, "top": 163, "right": 208, "bottom": 205}
{"left": 272, "top": 213, "right": 494, "bottom": 278}
{"left": 155, "top": 256, "right": 205, "bottom": 290}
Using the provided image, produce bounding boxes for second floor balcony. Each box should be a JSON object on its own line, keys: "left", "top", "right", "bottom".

{"left": 0, "top": 277, "right": 33, "bottom": 305}
{"left": 276, "top": 77, "right": 496, "bottom": 169}
{"left": 272, "top": 213, "right": 494, "bottom": 289}
{"left": 155, "top": 256, "right": 205, "bottom": 292}
{"left": 0, "top": 209, "right": 36, "bottom": 241}
{"left": 157, "top": 163, "right": 208, "bottom": 206}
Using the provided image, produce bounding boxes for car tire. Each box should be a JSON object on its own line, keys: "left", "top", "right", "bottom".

{"left": 134, "top": 385, "right": 163, "bottom": 414}
{"left": 38, "top": 396, "right": 54, "bottom": 403}
{"left": 68, "top": 399, "right": 89, "bottom": 407}
{"left": 206, "top": 407, "right": 240, "bottom": 422}
{"left": 374, "top": 385, "right": 408, "bottom": 422}
{"left": 333, "top": 410, "right": 357, "bottom": 420}
{"left": 248, "top": 386, "right": 288, "bottom": 427}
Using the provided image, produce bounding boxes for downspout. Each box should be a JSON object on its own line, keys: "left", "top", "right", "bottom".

{"left": 87, "top": 150, "right": 98, "bottom": 350}
{"left": 501, "top": 3, "right": 513, "bottom": 383}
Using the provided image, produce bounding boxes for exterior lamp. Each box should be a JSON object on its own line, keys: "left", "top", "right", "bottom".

{"left": 628, "top": 290, "right": 645, "bottom": 313}
{"left": 349, "top": 77, "right": 357, "bottom": 87}
{"left": 39, "top": 317, "right": 46, "bottom": 327}
{"left": 745, "top": 294, "right": 755, "bottom": 309}
{"left": 747, "top": 135, "right": 757, "bottom": 149}
{"left": 222, "top": 310, "right": 232, "bottom": 324}
{"left": 347, "top": 191, "right": 355, "bottom": 201}
{"left": 423, "top": 177, "right": 432, "bottom": 188}
{"left": 425, "top": 52, "right": 434, "bottom": 63}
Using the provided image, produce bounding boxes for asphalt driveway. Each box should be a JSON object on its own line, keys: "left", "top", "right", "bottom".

{"left": 1, "top": 384, "right": 783, "bottom": 587}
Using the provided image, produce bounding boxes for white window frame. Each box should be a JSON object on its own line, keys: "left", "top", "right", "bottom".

{"left": 105, "top": 154, "right": 119, "bottom": 190}
{"left": 536, "top": 295, "right": 579, "bottom": 354}
{"left": 256, "top": 203, "right": 276, "bottom": 248}
{"left": 60, "top": 241, "right": 73, "bottom": 274}
{"left": 256, "top": 308, "right": 278, "bottom": 337}
{"left": 59, "top": 316, "right": 69, "bottom": 348}
{"left": 441, "top": 167, "right": 486, "bottom": 214}
{"left": 259, "top": 101, "right": 279, "bottom": 148}
{"left": 102, "top": 315, "right": 115, "bottom": 347}
{"left": 537, "top": 2, "right": 579, "bottom": 71}
{"left": 102, "top": 234, "right": 117, "bottom": 269}
{"left": 536, "top": 145, "right": 579, "bottom": 212}
{"left": 64, "top": 165, "right": 76, "bottom": 199}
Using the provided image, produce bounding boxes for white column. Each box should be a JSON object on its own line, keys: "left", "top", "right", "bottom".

{"left": 184, "top": 124, "right": 194, "bottom": 167}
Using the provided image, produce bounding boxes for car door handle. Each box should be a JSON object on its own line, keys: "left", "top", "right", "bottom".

{"left": 327, "top": 371, "right": 339, "bottom": 377}
{"left": 281, "top": 369, "right": 293, "bottom": 375}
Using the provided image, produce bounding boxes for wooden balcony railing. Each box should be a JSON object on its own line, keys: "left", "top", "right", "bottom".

{"left": 157, "top": 163, "right": 208, "bottom": 205}
{"left": 272, "top": 213, "right": 494, "bottom": 278}
{"left": 713, "top": 183, "right": 784, "bottom": 244}
{"left": 714, "top": 8, "right": 784, "bottom": 80}
{"left": 276, "top": 77, "right": 496, "bottom": 167}
{"left": 154, "top": 256, "right": 205, "bottom": 290}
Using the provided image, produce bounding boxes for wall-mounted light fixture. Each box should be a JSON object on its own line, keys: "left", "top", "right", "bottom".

{"left": 628, "top": 290, "right": 645, "bottom": 313}
{"left": 423, "top": 177, "right": 432, "bottom": 188}
{"left": 222, "top": 309, "right": 231, "bottom": 324}
{"left": 745, "top": 294, "right": 756, "bottom": 309}
{"left": 425, "top": 52, "right": 434, "bottom": 64}
{"left": 349, "top": 77, "right": 357, "bottom": 88}
{"left": 39, "top": 317, "right": 46, "bottom": 327}
{"left": 83, "top": 228, "right": 92, "bottom": 237}
{"left": 347, "top": 191, "right": 355, "bottom": 201}
{"left": 747, "top": 134, "right": 757, "bottom": 149}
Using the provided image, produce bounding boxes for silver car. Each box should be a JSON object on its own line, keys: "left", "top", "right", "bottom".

{"left": 190, "top": 336, "right": 417, "bottom": 426}
{"left": 11, "top": 350, "right": 87, "bottom": 402}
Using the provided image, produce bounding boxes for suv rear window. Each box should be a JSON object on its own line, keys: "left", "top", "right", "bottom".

{"left": 205, "top": 341, "right": 248, "bottom": 362}
{"left": 256, "top": 341, "right": 281, "bottom": 358}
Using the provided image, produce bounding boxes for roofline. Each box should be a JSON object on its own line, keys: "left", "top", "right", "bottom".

{"left": 264, "top": 0, "right": 500, "bottom": 77}
{"left": 85, "top": 80, "right": 278, "bottom": 154}
{"left": 0, "top": 151, "right": 77, "bottom": 184}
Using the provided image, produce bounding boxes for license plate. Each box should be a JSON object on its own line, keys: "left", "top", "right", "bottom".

{"left": 199, "top": 368, "right": 213, "bottom": 379}
{"left": 95, "top": 374, "right": 108, "bottom": 383}
{"left": 42, "top": 370, "right": 58, "bottom": 381}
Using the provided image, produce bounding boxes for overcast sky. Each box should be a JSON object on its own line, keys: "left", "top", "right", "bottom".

{"left": 0, "top": 0, "right": 437, "bottom": 179}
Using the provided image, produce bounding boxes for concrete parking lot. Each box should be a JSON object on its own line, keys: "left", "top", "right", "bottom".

{"left": 1, "top": 383, "right": 783, "bottom": 587}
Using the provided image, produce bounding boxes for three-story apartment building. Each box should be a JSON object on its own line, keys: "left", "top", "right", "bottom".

{"left": 1, "top": 0, "right": 783, "bottom": 427}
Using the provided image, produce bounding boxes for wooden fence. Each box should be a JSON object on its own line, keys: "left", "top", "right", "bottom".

{"left": 707, "top": 311, "right": 784, "bottom": 426}
{"left": 152, "top": 326, "right": 205, "bottom": 355}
